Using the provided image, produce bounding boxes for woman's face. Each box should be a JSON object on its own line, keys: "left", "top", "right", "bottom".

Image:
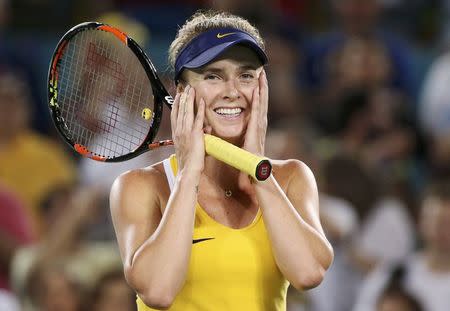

{"left": 377, "top": 296, "right": 415, "bottom": 311}
{"left": 93, "top": 278, "right": 135, "bottom": 311}
{"left": 181, "top": 45, "right": 263, "bottom": 141}
{"left": 37, "top": 270, "right": 81, "bottom": 311}
{"left": 420, "top": 198, "right": 450, "bottom": 254}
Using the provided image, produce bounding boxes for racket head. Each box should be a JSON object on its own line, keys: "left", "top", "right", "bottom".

{"left": 48, "top": 22, "right": 172, "bottom": 162}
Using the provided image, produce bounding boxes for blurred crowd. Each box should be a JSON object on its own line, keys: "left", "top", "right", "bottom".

{"left": 1, "top": 0, "right": 450, "bottom": 310}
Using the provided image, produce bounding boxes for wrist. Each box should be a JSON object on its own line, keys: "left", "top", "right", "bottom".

{"left": 177, "top": 168, "right": 202, "bottom": 184}
{"left": 253, "top": 174, "right": 275, "bottom": 189}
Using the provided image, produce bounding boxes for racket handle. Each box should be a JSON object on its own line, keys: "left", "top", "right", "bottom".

{"left": 204, "top": 134, "right": 272, "bottom": 181}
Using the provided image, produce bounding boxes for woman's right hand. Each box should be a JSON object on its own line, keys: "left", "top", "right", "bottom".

{"left": 171, "top": 85, "right": 206, "bottom": 176}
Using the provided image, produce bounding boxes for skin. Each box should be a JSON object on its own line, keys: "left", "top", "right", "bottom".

{"left": 110, "top": 45, "right": 333, "bottom": 309}
{"left": 419, "top": 198, "right": 450, "bottom": 272}
{"left": 93, "top": 278, "right": 136, "bottom": 311}
{"left": 377, "top": 297, "right": 416, "bottom": 311}
{"left": 36, "top": 269, "right": 81, "bottom": 311}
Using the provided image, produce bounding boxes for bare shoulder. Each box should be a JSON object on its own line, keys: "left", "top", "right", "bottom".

{"left": 270, "top": 159, "right": 317, "bottom": 194}
{"left": 270, "top": 159, "right": 321, "bottom": 233}
{"left": 109, "top": 161, "right": 171, "bottom": 264}
{"left": 110, "top": 161, "right": 170, "bottom": 216}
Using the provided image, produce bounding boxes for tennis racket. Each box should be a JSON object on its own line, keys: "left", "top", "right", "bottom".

{"left": 47, "top": 22, "right": 271, "bottom": 181}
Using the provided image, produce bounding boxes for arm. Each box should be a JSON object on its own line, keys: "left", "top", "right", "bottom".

{"left": 254, "top": 160, "right": 334, "bottom": 291}
{"left": 240, "top": 69, "right": 332, "bottom": 290}
{"left": 110, "top": 86, "right": 206, "bottom": 309}
{"left": 0, "top": 188, "right": 35, "bottom": 273}
{"left": 110, "top": 168, "right": 199, "bottom": 309}
{"left": 33, "top": 187, "right": 101, "bottom": 265}
{"left": 0, "top": 230, "right": 20, "bottom": 271}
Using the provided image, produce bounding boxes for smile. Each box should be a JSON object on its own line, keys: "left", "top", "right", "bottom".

{"left": 214, "top": 107, "right": 243, "bottom": 117}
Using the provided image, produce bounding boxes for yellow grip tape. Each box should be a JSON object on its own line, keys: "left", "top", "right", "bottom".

{"left": 204, "top": 134, "right": 271, "bottom": 181}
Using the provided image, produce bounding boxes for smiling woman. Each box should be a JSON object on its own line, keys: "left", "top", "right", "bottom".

{"left": 181, "top": 46, "right": 263, "bottom": 142}
{"left": 109, "top": 9, "right": 334, "bottom": 311}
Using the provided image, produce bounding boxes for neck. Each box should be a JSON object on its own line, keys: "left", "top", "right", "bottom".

{"left": 211, "top": 132, "right": 245, "bottom": 149}
{"left": 203, "top": 155, "right": 240, "bottom": 190}
{"left": 201, "top": 154, "right": 256, "bottom": 201}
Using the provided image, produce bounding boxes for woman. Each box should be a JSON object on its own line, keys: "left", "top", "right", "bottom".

{"left": 110, "top": 10, "right": 333, "bottom": 311}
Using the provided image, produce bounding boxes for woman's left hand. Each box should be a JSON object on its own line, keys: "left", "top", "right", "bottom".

{"left": 242, "top": 69, "right": 268, "bottom": 156}
{"left": 239, "top": 69, "right": 268, "bottom": 193}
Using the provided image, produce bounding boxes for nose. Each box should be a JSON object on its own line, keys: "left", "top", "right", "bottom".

{"left": 222, "top": 79, "right": 241, "bottom": 101}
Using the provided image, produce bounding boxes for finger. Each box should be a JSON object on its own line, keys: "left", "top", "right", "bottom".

{"left": 177, "top": 85, "right": 190, "bottom": 132}
{"left": 184, "top": 86, "right": 195, "bottom": 130}
{"left": 170, "top": 93, "right": 181, "bottom": 132}
{"left": 249, "top": 86, "right": 260, "bottom": 130}
{"left": 259, "top": 69, "right": 268, "bottom": 120}
{"left": 194, "top": 98, "right": 205, "bottom": 131}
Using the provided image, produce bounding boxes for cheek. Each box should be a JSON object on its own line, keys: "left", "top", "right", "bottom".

{"left": 239, "top": 84, "right": 257, "bottom": 102}
{"left": 193, "top": 84, "right": 215, "bottom": 106}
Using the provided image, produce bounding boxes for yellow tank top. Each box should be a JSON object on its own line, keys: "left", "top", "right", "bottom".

{"left": 137, "top": 155, "right": 289, "bottom": 310}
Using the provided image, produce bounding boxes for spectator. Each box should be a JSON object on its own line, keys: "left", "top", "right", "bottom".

{"left": 264, "top": 26, "right": 305, "bottom": 124}
{"left": 0, "top": 0, "right": 52, "bottom": 134}
{"left": 306, "top": 154, "right": 416, "bottom": 311}
{"left": 376, "top": 289, "right": 423, "bottom": 311}
{"left": 316, "top": 87, "right": 418, "bottom": 190}
{"left": 0, "top": 72, "right": 77, "bottom": 236}
{"left": 353, "top": 179, "right": 450, "bottom": 311}
{"left": 307, "top": 194, "right": 360, "bottom": 311}
{"left": 0, "top": 183, "right": 35, "bottom": 292}
{"left": 375, "top": 265, "right": 423, "bottom": 311}
{"left": 27, "top": 264, "right": 85, "bottom": 311}
{"left": 0, "top": 288, "right": 20, "bottom": 311}
{"left": 306, "top": 154, "right": 373, "bottom": 311}
{"left": 10, "top": 185, "right": 122, "bottom": 310}
{"left": 206, "top": 0, "right": 273, "bottom": 27}
{"left": 88, "top": 269, "right": 136, "bottom": 311}
{"left": 307, "top": 0, "right": 415, "bottom": 87}
{"left": 304, "top": 0, "right": 417, "bottom": 123}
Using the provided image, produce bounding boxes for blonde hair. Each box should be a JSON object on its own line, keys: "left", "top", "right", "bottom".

{"left": 168, "top": 10, "right": 265, "bottom": 73}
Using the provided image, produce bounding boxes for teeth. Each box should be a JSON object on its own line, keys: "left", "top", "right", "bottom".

{"left": 215, "top": 107, "right": 242, "bottom": 115}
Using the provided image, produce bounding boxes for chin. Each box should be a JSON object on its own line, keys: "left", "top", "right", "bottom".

{"left": 210, "top": 127, "right": 245, "bottom": 146}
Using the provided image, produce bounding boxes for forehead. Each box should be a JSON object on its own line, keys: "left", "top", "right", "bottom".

{"left": 422, "top": 198, "right": 450, "bottom": 215}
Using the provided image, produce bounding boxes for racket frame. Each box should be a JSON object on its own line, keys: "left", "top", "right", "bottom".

{"left": 48, "top": 21, "right": 172, "bottom": 162}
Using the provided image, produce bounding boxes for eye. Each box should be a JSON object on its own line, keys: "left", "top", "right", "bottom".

{"left": 204, "top": 73, "right": 220, "bottom": 80}
{"left": 240, "top": 72, "right": 255, "bottom": 80}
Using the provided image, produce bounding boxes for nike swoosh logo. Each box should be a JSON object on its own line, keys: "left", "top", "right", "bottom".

{"left": 192, "top": 238, "right": 215, "bottom": 244}
{"left": 217, "top": 32, "right": 236, "bottom": 39}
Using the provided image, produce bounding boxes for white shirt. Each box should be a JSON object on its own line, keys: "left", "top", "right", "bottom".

{"left": 353, "top": 252, "right": 450, "bottom": 311}
{"left": 306, "top": 195, "right": 362, "bottom": 311}
{"left": 355, "top": 197, "right": 415, "bottom": 264}
{"left": 0, "top": 290, "right": 20, "bottom": 311}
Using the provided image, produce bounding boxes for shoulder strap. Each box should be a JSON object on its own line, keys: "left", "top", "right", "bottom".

{"left": 162, "top": 155, "right": 176, "bottom": 191}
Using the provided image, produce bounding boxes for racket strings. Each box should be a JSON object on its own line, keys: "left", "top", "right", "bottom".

{"left": 57, "top": 29, "right": 154, "bottom": 158}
